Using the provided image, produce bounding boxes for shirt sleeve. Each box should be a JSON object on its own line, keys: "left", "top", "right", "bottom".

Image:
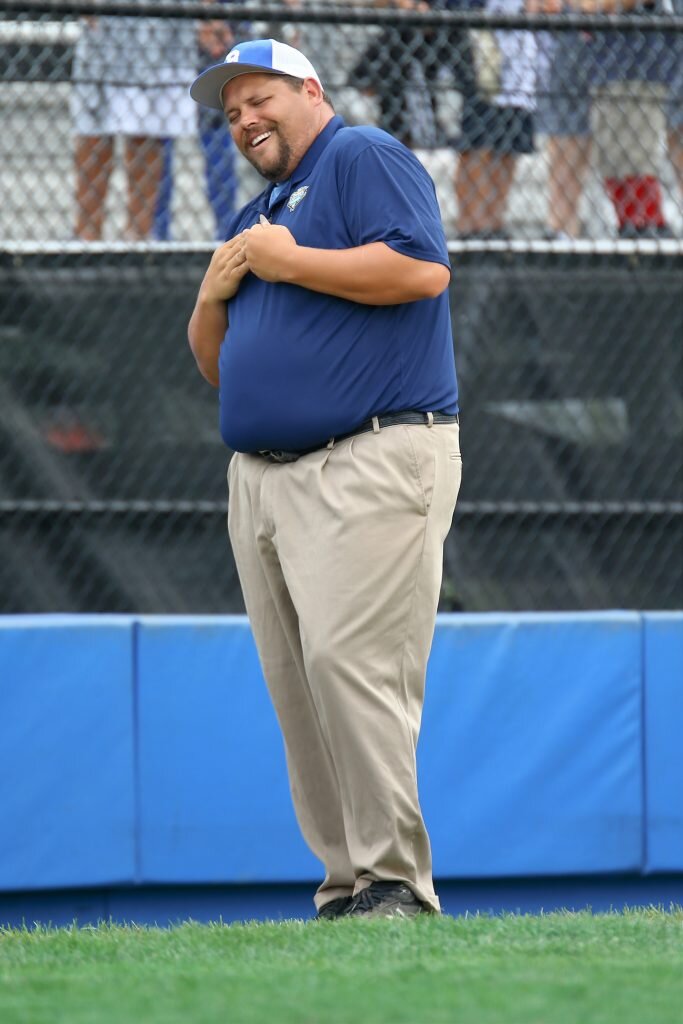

{"left": 339, "top": 142, "right": 450, "bottom": 267}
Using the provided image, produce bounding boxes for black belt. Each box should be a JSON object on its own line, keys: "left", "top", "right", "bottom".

{"left": 257, "top": 410, "right": 459, "bottom": 464}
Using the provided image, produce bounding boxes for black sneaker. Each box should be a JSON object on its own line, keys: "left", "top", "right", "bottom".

{"left": 346, "top": 881, "right": 425, "bottom": 919}
{"left": 315, "top": 895, "right": 354, "bottom": 920}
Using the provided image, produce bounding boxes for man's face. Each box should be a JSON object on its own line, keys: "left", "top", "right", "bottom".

{"left": 223, "top": 73, "right": 322, "bottom": 182}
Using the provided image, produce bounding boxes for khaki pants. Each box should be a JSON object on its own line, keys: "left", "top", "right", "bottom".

{"left": 227, "top": 421, "right": 462, "bottom": 912}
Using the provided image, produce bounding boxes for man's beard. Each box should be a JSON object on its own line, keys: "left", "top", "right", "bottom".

{"left": 246, "top": 130, "right": 293, "bottom": 183}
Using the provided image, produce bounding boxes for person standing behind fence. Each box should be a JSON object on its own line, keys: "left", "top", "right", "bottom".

{"left": 536, "top": 13, "right": 595, "bottom": 239}
{"left": 350, "top": 0, "right": 475, "bottom": 150}
{"left": 187, "top": 38, "right": 461, "bottom": 920}
{"left": 566, "top": 0, "right": 680, "bottom": 238}
{"left": 667, "top": 0, "right": 683, "bottom": 206}
{"left": 71, "top": 8, "right": 196, "bottom": 240}
{"left": 196, "top": 14, "right": 240, "bottom": 237}
{"left": 154, "top": 2, "right": 243, "bottom": 241}
{"left": 453, "top": 0, "right": 556, "bottom": 239}
{"left": 540, "top": 0, "right": 683, "bottom": 238}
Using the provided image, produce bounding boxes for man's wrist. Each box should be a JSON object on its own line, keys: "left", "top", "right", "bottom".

{"left": 282, "top": 246, "right": 311, "bottom": 287}
{"left": 199, "top": 285, "right": 228, "bottom": 306}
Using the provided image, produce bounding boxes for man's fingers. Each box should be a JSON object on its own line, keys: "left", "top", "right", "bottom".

{"left": 218, "top": 247, "right": 247, "bottom": 272}
{"left": 224, "top": 247, "right": 249, "bottom": 275}
{"left": 216, "top": 233, "right": 244, "bottom": 256}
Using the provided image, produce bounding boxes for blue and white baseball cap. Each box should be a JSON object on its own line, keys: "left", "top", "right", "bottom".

{"left": 190, "top": 39, "right": 322, "bottom": 112}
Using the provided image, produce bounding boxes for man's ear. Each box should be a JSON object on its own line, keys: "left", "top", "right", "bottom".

{"left": 303, "top": 77, "right": 324, "bottom": 104}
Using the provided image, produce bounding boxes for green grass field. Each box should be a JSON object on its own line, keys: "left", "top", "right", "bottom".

{"left": 1, "top": 909, "right": 682, "bottom": 1024}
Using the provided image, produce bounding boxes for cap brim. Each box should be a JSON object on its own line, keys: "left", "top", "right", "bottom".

{"left": 190, "top": 63, "right": 290, "bottom": 112}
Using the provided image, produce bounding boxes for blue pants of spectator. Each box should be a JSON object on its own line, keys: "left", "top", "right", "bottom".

{"left": 154, "top": 115, "right": 237, "bottom": 241}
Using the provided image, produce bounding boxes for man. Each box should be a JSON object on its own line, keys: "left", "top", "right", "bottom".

{"left": 188, "top": 39, "right": 462, "bottom": 920}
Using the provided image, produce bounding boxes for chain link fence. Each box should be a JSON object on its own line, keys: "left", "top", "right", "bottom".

{"left": 1, "top": 1, "right": 682, "bottom": 613}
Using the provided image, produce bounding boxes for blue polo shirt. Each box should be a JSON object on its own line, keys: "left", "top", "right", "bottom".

{"left": 219, "top": 115, "right": 458, "bottom": 453}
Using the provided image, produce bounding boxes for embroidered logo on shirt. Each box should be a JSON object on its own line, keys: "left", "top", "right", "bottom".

{"left": 287, "top": 186, "right": 309, "bottom": 212}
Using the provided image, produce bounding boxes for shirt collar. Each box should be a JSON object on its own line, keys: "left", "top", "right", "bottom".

{"left": 268, "top": 179, "right": 291, "bottom": 209}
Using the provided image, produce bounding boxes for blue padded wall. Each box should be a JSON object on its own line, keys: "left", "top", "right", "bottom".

{"left": 0, "top": 616, "right": 136, "bottom": 890}
{"left": 420, "top": 613, "right": 643, "bottom": 876}
{"left": 643, "top": 613, "right": 683, "bottom": 872}
{"left": 1, "top": 611, "right": 680, "bottom": 895}
{"left": 136, "top": 617, "right": 319, "bottom": 882}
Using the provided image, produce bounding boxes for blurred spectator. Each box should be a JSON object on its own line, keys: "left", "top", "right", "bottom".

{"left": 667, "top": 0, "right": 683, "bottom": 195}
{"left": 668, "top": 0, "right": 683, "bottom": 204}
{"left": 541, "top": 0, "right": 683, "bottom": 239}
{"left": 453, "top": 0, "right": 557, "bottom": 239}
{"left": 279, "top": 0, "right": 371, "bottom": 101}
{"left": 537, "top": 18, "right": 595, "bottom": 239}
{"left": 196, "top": 16, "right": 239, "bottom": 237}
{"left": 71, "top": 8, "right": 197, "bottom": 240}
{"left": 155, "top": 9, "right": 240, "bottom": 240}
{"left": 585, "top": 0, "right": 682, "bottom": 237}
{"left": 349, "top": 0, "right": 550, "bottom": 237}
{"left": 349, "top": 0, "right": 477, "bottom": 149}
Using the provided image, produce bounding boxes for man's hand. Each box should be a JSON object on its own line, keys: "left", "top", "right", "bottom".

{"left": 201, "top": 234, "right": 250, "bottom": 303}
{"left": 243, "top": 217, "right": 299, "bottom": 283}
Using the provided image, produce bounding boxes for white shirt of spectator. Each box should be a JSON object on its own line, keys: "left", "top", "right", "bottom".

{"left": 488, "top": 0, "right": 538, "bottom": 111}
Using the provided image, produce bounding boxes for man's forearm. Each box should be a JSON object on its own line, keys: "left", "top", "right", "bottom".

{"left": 282, "top": 242, "right": 450, "bottom": 305}
{"left": 188, "top": 292, "right": 227, "bottom": 387}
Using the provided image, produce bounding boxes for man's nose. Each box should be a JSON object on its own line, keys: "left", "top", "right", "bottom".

{"left": 240, "top": 108, "right": 260, "bottom": 131}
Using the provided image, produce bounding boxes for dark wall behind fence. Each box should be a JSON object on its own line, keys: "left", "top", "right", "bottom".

{"left": 0, "top": 249, "right": 681, "bottom": 613}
